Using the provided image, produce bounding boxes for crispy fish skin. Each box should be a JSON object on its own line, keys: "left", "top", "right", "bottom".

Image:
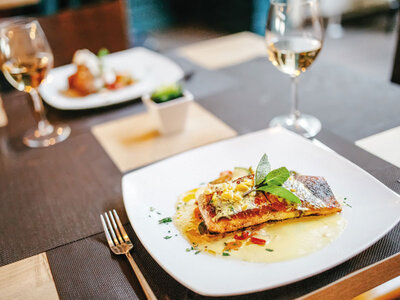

{"left": 197, "top": 174, "right": 341, "bottom": 233}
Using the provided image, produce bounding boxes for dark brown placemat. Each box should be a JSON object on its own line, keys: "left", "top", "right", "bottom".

{"left": 0, "top": 96, "right": 126, "bottom": 266}
{"left": 3, "top": 50, "right": 400, "bottom": 295}
{"left": 0, "top": 57, "right": 236, "bottom": 266}
{"left": 47, "top": 130, "right": 400, "bottom": 300}
{"left": 196, "top": 57, "right": 400, "bottom": 142}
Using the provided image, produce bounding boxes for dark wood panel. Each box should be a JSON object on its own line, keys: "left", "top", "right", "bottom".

{"left": 302, "top": 253, "right": 400, "bottom": 300}
{"left": 38, "top": 0, "right": 129, "bottom": 67}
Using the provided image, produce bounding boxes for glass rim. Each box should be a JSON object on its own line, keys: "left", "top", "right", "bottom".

{"left": 1, "top": 17, "right": 39, "bottom": 31}
{"left": 270, "top": 0, "right": 316, "bottom": 6}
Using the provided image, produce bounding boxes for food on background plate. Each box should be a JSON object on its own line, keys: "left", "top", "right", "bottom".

{"left": 151, "top": 83, "right": 184, "bottom": 104}
{"left": 66, "top": 48, "right": 135, "bottom": 96}
{"left": 174, "top": 154, "right": 347, "bottom": 262}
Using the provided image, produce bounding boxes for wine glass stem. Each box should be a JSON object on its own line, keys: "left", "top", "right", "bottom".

{"left": 29, "top": 88, "right": 53, "bottom": 136}
{"left": 290, "top": 76, "right": 300, "bottom": 121}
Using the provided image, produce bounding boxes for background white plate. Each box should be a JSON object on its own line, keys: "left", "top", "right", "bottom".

{"left": 122, "top": 127, "right": 400, "bottom": 296}
{"left": 39, "top": 47, "right": 184, "bottom": 110}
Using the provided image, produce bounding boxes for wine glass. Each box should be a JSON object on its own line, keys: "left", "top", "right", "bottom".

{"left": 0, "top": 18, "right": 70, "bottom": 147}
{"left": 266, "top": 0, "right": 323, "bottom": 138}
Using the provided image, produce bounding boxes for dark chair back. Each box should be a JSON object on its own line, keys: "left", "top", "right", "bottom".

{"left": 38, "top": 0, "right": 130, "bottom": 67}
{"left": 391, "top": 14, "right": 400, "bottom": 84}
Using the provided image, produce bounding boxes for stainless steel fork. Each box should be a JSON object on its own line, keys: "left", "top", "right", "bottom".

{"left": 101, "top": 209, "right": 157, "bottom": 300}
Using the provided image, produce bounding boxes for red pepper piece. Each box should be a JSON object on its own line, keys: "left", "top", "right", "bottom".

{"left": 250, "top": 237, "right": 266, "bottom": 245}
{"left": 234, "top": 231, "right": 249, "bottom": 240}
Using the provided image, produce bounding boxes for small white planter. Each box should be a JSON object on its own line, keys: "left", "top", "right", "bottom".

{"left": 142, "top": 90, "right": 193, "bottom": 135}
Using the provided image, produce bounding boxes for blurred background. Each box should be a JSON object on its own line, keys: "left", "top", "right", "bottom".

{"left": 0, "top": 0, "right": 399, "bottom": 83}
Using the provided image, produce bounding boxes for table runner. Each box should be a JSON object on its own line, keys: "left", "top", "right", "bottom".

{"left": 197, "top": 57, "right": 400, "bottom": 142}
{"left": 46, "top": 130, "right": 400, "bottom": 299}
{"left": 1, "top": 46, "right": 400, "bottom": 297}
{"left": 43, "top": 45, "right": 400, "bottom": 297}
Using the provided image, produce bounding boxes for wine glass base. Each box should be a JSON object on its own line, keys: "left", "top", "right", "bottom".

{"left": 23, "top": 124, "right": 71, "bottom": 148}
{"left": 269, "top": 114, "right": 321, "bottom": 138}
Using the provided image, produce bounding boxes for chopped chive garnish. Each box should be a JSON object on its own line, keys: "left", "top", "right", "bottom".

{"left": 150, "top": 207, "right": 155, "bottom": 212}
{"left": 158, "top": 217, "right": 172, "bottom": 224}
{"left": 195, "top": 250, "right": 200, "bottom": 255}
{"left": 186, "top": 248, "right": 191, "bottom": 252}
{"left": 343, "top": 197, "right": 352, "bottom": 208}
{"left": 265, "top": 248, "right": 274, "bottom": 252}
{"left": 222, "top": 252, "right": 230, "bottom": 256}
{"left": 343, "top": 201, "right": 352, "bottom": 208}
{"left": 156, "top": 212, "right": 161, "bottom": 215}
{"left": 163, "top": 236, "right": 172, "bottom": 239}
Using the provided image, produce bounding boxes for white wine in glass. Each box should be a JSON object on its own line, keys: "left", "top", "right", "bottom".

{"left": 268, "top": 37, "right": 322, "bottom": 77}
{"left": 266, "top": 0, "right": 324, "bottom": 138}
{"left": 0, "top": 18, "right": 70, "bottom": 148}
{"left": 2, "top": 53, "right": 51, "bottom": 92}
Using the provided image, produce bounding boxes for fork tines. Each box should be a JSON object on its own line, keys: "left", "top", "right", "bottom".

{"left": 100, "top": 209, "right": 131, "bottom": 247}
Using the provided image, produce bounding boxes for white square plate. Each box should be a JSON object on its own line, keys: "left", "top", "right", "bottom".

{"left": 122, "top": 127, "right": 400, "bottom": 296}
{"left": 39, "top": 47, "right": 184, "bottom": 110}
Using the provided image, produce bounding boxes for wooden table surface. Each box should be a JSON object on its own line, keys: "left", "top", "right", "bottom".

{"left": 0, "top": 32, "right": 399, "bottom": 300}
{"left": 0, "top": 0, "right": 39, "bottom": 10}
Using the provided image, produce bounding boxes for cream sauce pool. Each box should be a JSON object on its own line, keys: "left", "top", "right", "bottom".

{"left": 173, "top": 188, "right": 347, "bottom": 263}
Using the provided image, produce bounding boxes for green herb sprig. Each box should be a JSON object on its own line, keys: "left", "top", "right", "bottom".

{"left": 151, "top": 83, "right": 183, "bottom": 103}
{"left": 97, "top": 48, "right": 109, "bottom": 58}
{"left": 158, "top": 217, "right": 172, "bottom": 224}
{"left": 243, "top": 154, "right": 301, "bottom": 204}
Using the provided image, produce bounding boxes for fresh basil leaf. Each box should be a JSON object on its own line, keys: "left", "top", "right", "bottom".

{"left": 255, "top": 154, "right": 271, "bottom": 186}
{"left": 265, "top": 167, "right": 290, "bottom": 186}
{"left": 258, "top": 185, "right": 301, "bottom": 204}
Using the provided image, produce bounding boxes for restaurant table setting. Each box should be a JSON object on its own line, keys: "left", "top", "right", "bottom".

{"left": 1, "top": 6, "right": 400, "bottom": 300}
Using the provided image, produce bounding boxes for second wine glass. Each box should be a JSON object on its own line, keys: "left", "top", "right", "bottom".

{"left": 266, "top": 0, "right": 323, "bottom": 138}
{"left": 0, "top": 18, "right": 70, "bottom": 147}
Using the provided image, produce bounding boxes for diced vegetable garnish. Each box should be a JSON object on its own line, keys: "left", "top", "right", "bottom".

{"left": 250, "top": 237, "right": 266, "bottom": 245}
{"left": 234, "top": 231, "right": 249, "bottom": 240}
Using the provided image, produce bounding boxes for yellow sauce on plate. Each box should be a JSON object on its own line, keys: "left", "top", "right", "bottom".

{"left": 174, "top": 188, "right": 347, "bottom": 263}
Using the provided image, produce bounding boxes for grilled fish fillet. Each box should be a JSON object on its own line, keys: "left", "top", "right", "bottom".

{"left": 197, "top": 173, "right": 341, "bottom": 233}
